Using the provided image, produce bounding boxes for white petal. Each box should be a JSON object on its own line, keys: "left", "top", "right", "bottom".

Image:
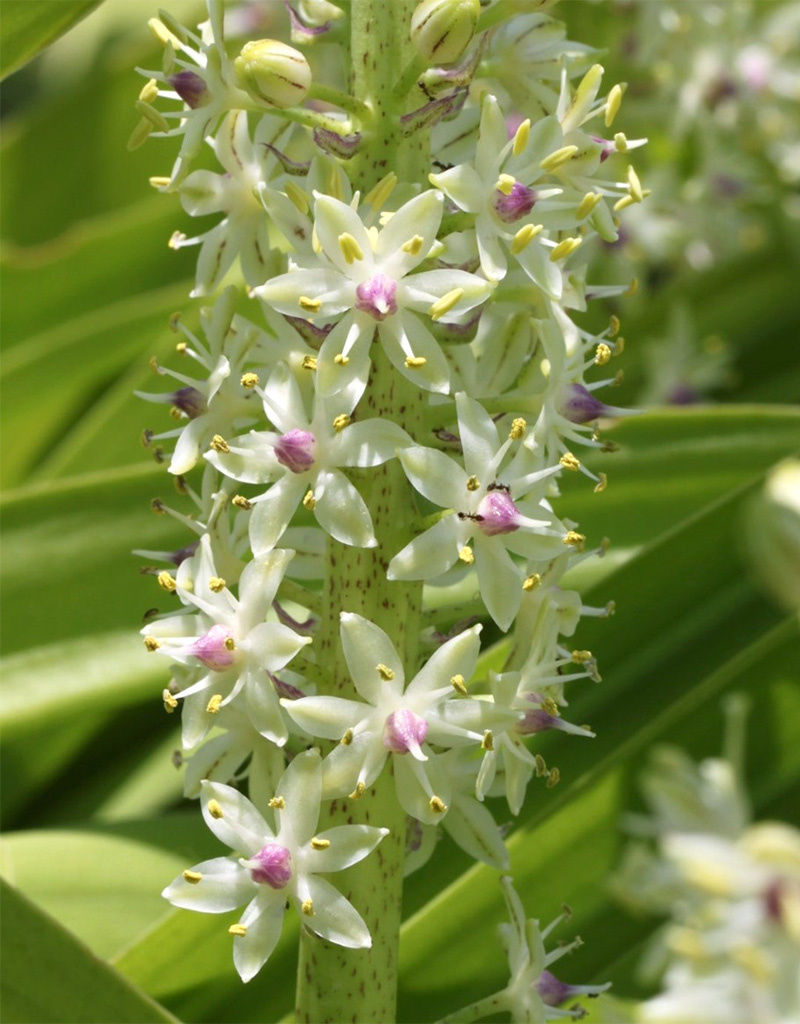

{"left": 313, "top": 192, "right": 374, "bottom": 277}
{"left": 281, "top": 695, "right": 368, "bottom": 740}
{"left": 429, "top": 164, "right": 484, "bottom": 214}
{"left": 402, "top": 269, "right": 492, "bottom": 315}
{"left": 262, "top": 363, "right": 309, "bottom": 434}
{"left": 393, "top": 750, "right": 452, "bottom": 826}
{"left": 238, "top": 549, "right": 295, "bottom": 627}
{"left": 379, "top": 313, "right": 450, "bottom": 394}
{"left": 233, "top": 892, "right": 286, "bottom": 982}
{"left": 397, "top": 446, "right": 465, "bottom": 509}
{"left": 194, "top": 221, "right": 237, "bottom": 296}
{"left": 257, "top": 267, "right": 353, "bottom": 318}
{"left": 316, "top": 314, "right": 372, "bottom": 398}
{"left": 327, "top": 419, "right": 411, "bottom": 468}
{"left": 406, "top": 624, "right": 481, "bottom": 699}
{"left": 454, "top": 392, "right": 502, "bottom": 479}
{"left": 200, "top": 781, "right": 271, "bottom": 856}
{"left": 475, "top": 537, "right": 523, "bottom": 631}
{"left": 304, "top": 825, "right": 389, "bottom": 874}
{"left": 183, "top": 734, "right": 247, "bottom": 798}
{"left": 387, "top": 516, "right": 459, "bottom": 581}
{"left": 377, "top": 190, "right": 443, "bottom": 277}
{"left": 180, "top": 169, "right": 225, "bottom": 217}
{"left": 246, "top": 622, "right": 311, "bottom": 671}
{"left": 244, "top": 673, "right": 289, "bottom": 746}
{"left": 162, "top": 857, "right": 256, "bottom": 913}
{"left": 205, "top": 432, "right": 281, "bottom": 485}
{"left": 250, "top": 476, "right": 307, "bottom": 556}
{"left": 444, "top": 796, "right": 509, "bottom": 870}
{"left": 340, "top": 612, "right": 404, "bottom": 703}
{"left": 513, "top": 238, "right": 563, "bottom": 299}
{"left": 275, "top": 748, "right": 322, "bottom": 846}
{"left": 314, "top": 468, "right": 377, "bottom": 548}
{"left": 296, "top": 875, "right": 371, "bottom": 948}
{"left": 475, "top": 94, "right": 509, "bottom": 180}
{"left": 475, "top": 213, "right": 508, "bottom": 283}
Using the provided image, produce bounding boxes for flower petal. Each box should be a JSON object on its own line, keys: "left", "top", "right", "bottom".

{"left": 233, "top": 892, "right": 286, "bottom": 982}
{"left": 340, "top": 612, "right": 404, "bottom": 702}
{"left": 397, "top": 446, "right": 466, "bottom": 510}
{"left": 296, "top": 875, "right": 372, "bottom": 948}
{"left": 275, "top": 748, "right": 322, "bottom": 846}
{"left": 304, "top": 824, "right": 389, "bottom": 874}
{"left": 387, "top": 516, "right": 459, "bottom": 581}
{"left": 314, "top": 468, "right": 377, "bottom": 548}
{"left": 162, "top": 856, "right": 256, "bottom": 913}
{"left": 281, "top": 695, "right": 367, "bottom": 740}
{"left": 200, "top": 781, "right": 271, "bottom": 856}
{"left": 406, "top": 624, "right": 482, "bottom": 699}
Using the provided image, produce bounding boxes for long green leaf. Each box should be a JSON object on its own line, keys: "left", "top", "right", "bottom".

{"left": 0, "top": 1, "right": 104, "bottom": 81}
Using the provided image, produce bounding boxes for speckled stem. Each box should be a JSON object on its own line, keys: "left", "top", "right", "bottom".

{"left": 294, "top": 3, "right": 428, "bottom": 1021}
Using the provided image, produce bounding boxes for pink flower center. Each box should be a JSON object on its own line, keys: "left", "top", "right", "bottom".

{"left": 250, "top": 842, "right": 293, "bottom": 888}
{"left": 168, "top": 71, "right": 209, "bottom": 109}
{"left": 475, "top": 488, "right": 520, "bottom": 536}
{"left": 493, "top": 182, "right": 537, "bottom": 223}
{"left": 355, "top": 273, "right": 398, "bottom": 321}
{"left": 190, "top": 624, "right": 237, "bottom": 670}
{"left": 383, "top": 709, "right": 428, "bottom": 754}
{"left": 274, "top": 429, "right": 316, "bottom": 473}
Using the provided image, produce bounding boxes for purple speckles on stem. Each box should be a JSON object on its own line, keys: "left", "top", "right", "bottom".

{"left": 191, "top": 624, "right": 237, "bottom": 670}
{"left": 383, "top": 709, "right": 428, "bottom": 755}
{"left": 558, "top": 383, "right": 610, "bottom": 424}
{"left": 493, "top": 182, "right": 537, "bottom": 223}
{"left": 274, "top": 429, "right": 316, "bottom": 473}
{"left": 476, "top": 489, "right": 520, "bottom": 536}
{"left": 355, "top": 273, "right": 398, "bottom": 321}
{"left": 250, "top": 842, "right": 293, "bottom": 888}
{"left": 169, "top": 71, "right": 209, "bottom": 109}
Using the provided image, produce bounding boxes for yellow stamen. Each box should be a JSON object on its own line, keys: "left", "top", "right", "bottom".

{"left": 627, "top": 165, "right": 644, "bottom": 202}
{"left": 208, "top": 576, "right": 226, "bottom": 593}
{"left": 183, "top": 870, "right": 203, "bottom": 884}
{"left": 149, "top": 176, "right": 171, "bottom": 189}
{"left": 609, "top": 314, "right": 621, "bottom": 337}
{"left": 364, "top": 171, "right": 397, "bottom": 212}
{"left": 348, "top": 781, "right": 366, "bottom": 800}
{"left": 576, "top": 192, "right": 602, "bottom": 220}
{"left": 175, "top": 340, "right": 187, "bottom": 354}
{"left": 139, "top": 78, "right": 159, "bottom": 103}
{"left": 539, "top": 144, "right": 579, "bottom": 173}
{"left": 157, "top": 570, "right": 177, "bottom": 592}
{"left": 613, "top": 194, "right": 634, "bottom": 213}
{"left": 614, "top": 131, "right": 628, "bottom": 152}
{"left": 299, "top": 295, "right": 322, "bottom": 314}
{"left": 571, "top": 650, "right": 593, "bottom": 664}
{"left": 605, "top": 83, "right": 623, "bottom": 127}
{"left": 284, "top": 179, "right": 309, "bottom": 214}
{"left": 228, "top": 924, "right": 248, "bottom": 937}
{"left": 240, "top": 372, "right": 259, "bottom": 388}
{"left": 595, "top": 343, "right": 612, "bottom": 365}
{"left": 301, "top": 899, "right": 314, "bottom": 916}
{"left": 210, "top": 435, "right": 230, "bottom": 453}
{"left": 150, "top": 498, "right": 166, "bottom": 515}
{"left": 162, "top": 688, "right": 178, "bottom": 712}
{"left": 522, "top": 573, "right": 541, "bottom": 591}
{"left": 466, "top": 475, "right": 480, "bottom": 491}
{"left": 563, "top": 530, "right": 586, "bottom": 548}
{"left": 310, "top": 837, "right": 331, "bottom": 850}
{"left": 302, "top": 355, "right": 317, "bottom": 371}
{"left": 428, "top": 287, "right": 464, "bottom": 321}
{"left": 626, "top": 277, "right": 639, "bottom": 296}
{"left": 495, "top": 173, "right": 516, "bottom": 196}
{"left": 542, "top": 697, "right": 559, "bottom": 717}
{"left": 233, "top": 495, "right": 254, "bottom": 510}
{"left": 206, "top": 694, "right": 223, "bottom": 714}
{"left": 509, "top": 417, "right": 526, "bottom": 440}
{"left": 269, "top": 796, "right": 286, "bottom": 809}
{"left": 341, "top": 729, "right": 354, "bottom": 746}
{"left": 333, "top": 353, "right": 349, "bottom": 366}
{"left": 338, "top": 232, "right": 364, "bottom": 264}
{"left": 481, "top": 730, "right": 493, "bottom": 751}
{"left": 458, "top": 546, "right": 474, "bottom": 565}
{"left": 549, "top": 237, "right": 582, "bottom": 262}
{"left": 135, "top": 100, "right": 170, "bottom": 133}
{"left": 615, "top": 336, "right": 626, "bottom": 355}
{"left": 534, "top": 754, "right": 547, "bottom": 777}
{"left": 546, "top": 767, "right": 560, "bottom": 788}
{"left": 302, "top": 489, "right": 317, "bottom": 510}
{"left": 224, "top": 638, "right": 235, "bottom": 652}
{"left": 126, "top": 118, "right": 152, "bottom": 152}
{"left": 149, "top": 355, "right": 160, "bottom": 373}
{"left": 207, "top": 799, "right": 224, "bottom": 819}
{"left": 594, "top": 472, "right": 608, "bottom": 494}
{"left": 429, "top": 796, "right": 447, "bottom": 814}
{"left": 332, "top": 413, "right": 351, "bottom": 432}
{"left": 510, "top": 222, "right": 543, "bottom": 254}
{"left": 512, "top": 118, "right": 531, "bottom": 157}
{"left": 404, "top": 356, "right": 427, "bottom": 368}
{"left": 376, "top": 663, "right": 395, "bottom": 681}
{"left": 560, "top": 452, "right": 580, "bottom": 471}
{"left": 450, "top": 674, "right": 467, "bottom": 694}
{"left": 401, "top": 234, "right": 424, "bottom": 256}
{"left": 144, "top": 636, "right": 161, "bottom": 652}
{"left": 168, "top": 405, "right": 183, "bottom": 421}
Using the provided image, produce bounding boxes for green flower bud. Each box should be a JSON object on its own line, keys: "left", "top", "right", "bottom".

{"left": 234, "top": 39, "right": 311, "bottom": 109}
{"left": 410, "top": 0, "right": 481, "bottom": 66}
{"left": 298, "top": 0, "right": 344, "bottom": 26}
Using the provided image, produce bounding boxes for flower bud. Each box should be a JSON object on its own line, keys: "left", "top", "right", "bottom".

{"left": 298, "top": 0, "right": 344, "bottom": 26}
{"left": 234, "top": 39, "right": 311, "bottom": 109}
{"left": 410, "top": 0, "right": 480, "bottom": 66}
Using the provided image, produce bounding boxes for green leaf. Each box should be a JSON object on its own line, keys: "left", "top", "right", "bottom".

{"left": 0, "top": 878, "right": 180, "bottom": 1024}
{"left": 0, "top": 1, "right": 105, "bottom": 81}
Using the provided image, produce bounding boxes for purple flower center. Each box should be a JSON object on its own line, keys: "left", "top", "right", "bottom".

{"left": 250, "top": 842, "right": 293, "bottom": 888}
{"left": 558, "top": 383, "right": 609, "bottom": 424}
{"left": 475, "top": 489, "right": 520, "bottom": 536}
{"left": 172, "top": 386, "right": 207, "bottom": 419}
{"left": 168, "top": 71, "right": 209, "bottom": 109}
{"left": 355, "top": 273, "right": 398, "bottom": 321}
{"left": 383, "top": 709, "right": 428, "bottom": 754}
{"left": 274, "top": 429, "right": 316, "bottom": 473}
{"left": 536, "top": 970, "right": 572, "bottom": 1007}
{"left": 517, "top": 707, "right": 558, "bottom": 735}
{"left": 493, "top": 182, "right": 537, "bottom": 223}
{"left": 191, "top": 624, "right": 236, "bottom": 670}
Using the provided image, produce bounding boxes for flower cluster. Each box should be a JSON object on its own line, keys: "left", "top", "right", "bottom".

{"left": 136, "top": 0, "right": 641, "bottom": 1009}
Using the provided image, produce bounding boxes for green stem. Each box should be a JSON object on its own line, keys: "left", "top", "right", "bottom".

{"left": 306, "top": 82, "right": 371, "bottom": 118}
{"left": 436, "top": 989, "right": 509, "bottom": 1023}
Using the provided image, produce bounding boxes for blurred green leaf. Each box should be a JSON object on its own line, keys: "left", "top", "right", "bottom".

{"left": 0, "top": 1, "right": 105, "bottom": 81}
{"left": 0, "top": 878, "right": 180, "bottom": 1024}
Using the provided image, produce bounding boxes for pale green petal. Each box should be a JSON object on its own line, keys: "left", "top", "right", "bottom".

{"left": 281, "top": 695, "right": 368, "bottom": 740}
{"left": 387, "top": 517, "right": 460, "bottom": 581}
{"left": 513, "top": 238, "right": 563, "bottom": 299}
{"left": 475, "top": 211, "right": 508, "bottom": 283}
{"left": 257, "top": 267, "right": 354, "bottom": 317}
{"left": 340, "top": 612, "right": 404, "bottom": 701}
{"left": 313, "top": 192, "right": 374, "bottom": 277}
{"left": 206, "top": 432, "right": 281, "bottom": 484}
{"left": 405, "top": 624, "right": 482, "bottom": 699}
{"left": 444, "top": 795, "right": 509, "bottom": 870}
{"left": 238, "top": 549, "right": 295, "bottom": 627}
{"left": 275, "top": 748, "right": 322, "bottom": 846}
{"left": 379, "top": 312, "right": 451, "bottom": 394}
{"left": 393, "top": 750, "right": 452, "bottom": 826}
{"left": 233, "top": 893, "right": 286, "bottom": 982}
{"left": 201, "top": 781, "right": 271, "bottom": 856}
{"left": 398, "top": 446, "right": 465, "bottom": 509}
{"left": 474, "top": 536, "right": 523, "bottom": 631}
{"left": 262, "top": 362, "right": 310, "bottom": 433}
{"left": 296, "top": 875, "right": 371, "bottom": 948}
{"left": 454, "top": 392, "right": 502, "bottom": 479}
{"left": 244, "top": 672, "right": 289, "bottom": 746}
{"left": 314, "top": 468, "right": 377, "bottom": 548}
{"left": 401, "top": 269, "right": 492, "bottom": 315}
{"left": 475, "top": 94, "right": 510, "bottom": 180}
{"left": 180, "top": 169, "right": 226, "bottom": 217}
{"left": 327, "top": 419, "right": 411, "bottom": 468}
{"left": 162, "top": 856, "right": 256, "bottom": 913}
{"left": 250, "top": 476, "right": 307, "bottom": 556}
{"left": 305, "top": 825, "right": 389, "bottom": 874}
{"left": 377, "top": 190, "right": 444, "bottom": 277}
{"left": 429, "top": 164, "right": 484, "bottom": 214}
{"left": 245, "top": 622, "right": 312, "bottom": 671}
{"left": 316, "top": 314, "right": 372, "bottom": 398}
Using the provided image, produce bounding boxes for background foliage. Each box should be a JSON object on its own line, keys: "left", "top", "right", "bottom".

{"left": 1, "top": 2, "right": 798, "bottom": 1021}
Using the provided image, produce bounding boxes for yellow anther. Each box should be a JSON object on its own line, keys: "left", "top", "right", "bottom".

{"left": 429, "top": 287, "right": 464, "bottom": 321}
{"left": 542, "top": 697, "right": 560, "bottom": 717}
{"left": 208, "top": 576, "right": 226, "bottom": 593}
{"left": 301, "top": 899, "right": 314, "bottom": 916}
{"left": 332, "top": 413, "right": 351, "bottom": 432}
{"left": 546, "top": 767, "right": 560, "bottom": 788}
{"left": 223, "top": 638, "right": 235, "bottom": 653}
{"left": 613, "top": 194, "right": 635, "bottom": 213}
{"left": 601, "top": 440, "right": 620, "bottom": 453}
{"left": 139, "top": 78, "right": 160, "bottom": 103}
{"left": 284, "top": 179, "right": 309, "bottom": 214}
{"left": 376, "top": 663, "right": 395, "bottom": 681}
{"left": 609, "top": 314, "right": 621, "bottom": 337}
{"left": 732, "top": 946, "right": 775, "bottom": 983}
{"left": 615, "top": 336, "right": 626, "bottom": 356}
{"left": 534, "top": 754, "right": 547, "bottom": 777}
{"left": 299, "top": 295, "right": 322, "bottom": 314}
{"left": 626, "top": 277, "right": 639, "bottom": 297}
{"left": 135, "top": 99, "right": 170, "bottom": 133}
{"left": 150, "top": 498, "right": 166, "bottom": 515}
{"left": 560, "top": 452, "right": 580, "bottom": 471}
{"left": 594, "top": 472, "right": 608, "bottom": 494}
{"left": 310, "top": 837, "right": 331, "bottom": 850}
{"left": 338, "top": 232, "right": 364, "bottom": 264}
{"left": 627, "top": 165, "right": 644, "bottom": 203}
{"left": 348, "top": 781, "right": 366, "bottom": 800}
{"left": 233, "top": 495, "right": 254, "bottom": 510}
{"left": 594, "top": 343, "right": 612, "bottom": 365}
{"left": 364, "top": 171, "right": 398, "bottom": 212}
{"left": 268, "top": 796, "right": 286, "bottom": 809}
{"left": 126, "top": 117, "right": 152, "bottom": 152}
{"left": 144, "top": 636, "right": 161, "bottom": 652}
{"left": 302, "top": 489, "right": 317, "bottom": 510}
{"left": 576, "top": 192, "right": 602, "bottom": 220}
{"left": 404, "top": 356, "right": 427, "bottom": 368}
{"left": 206, "top": 694, "right": 223, "bottom": 715}
{"left": 450, "top": 674, "right": 467, "bottom": 694}
{"left": 571, "top": 650, "right": 593, "bottom": 664}
{"left": 157, "top": 570, "right": 177, "bottom": 592}
{"left": 512, "top": 118, "right": 531, "bottom": 157}
{"left": 168, "top": 405, "right": 183, "bottom": 421}
{"left": 210, "top": 434, "right": 230, "bottom": 453}
{"left": 605, "top": 600, "right": 616, "bottom": 616}
{"left": 563, "top": 530, "right": 586, "bottom": 548}
{"left": 466, "top": 475, "right": 480, "bottom": 491}
{"left": 509, "top": 417, "right": 526, "bottom": 440}
{"left": 510, "top": 222, "right": 543, "bottom": 254}
{"left": 429, "top": 796, "right": 448, "bottom": 814}
{"left": 333, "top": 353, "right": 349, "bottom": 366}
{"left": 207, "top": 799, "right": 224, "bottom": 819}
{"left": 458, "top": 546, "right": 474, "bottom": 565}
{"left": 522, "top": 573, "right": 541, "bottom": 591}
{"left": 149, "top": 355, "right": 160, "bottom": 373}
{"left": 149, "top": 176, "right": 171, "bottom": 189}
{"left": 495, "top": 173, "right": 516, "bottom": 196}
{"left": 341, "top": 729, "right": 354, "bottom": 746}
{"left": 240, "top": 372, "right": 259, "bottom": 388}
{"left": 228, "top": 923, "right": 248, "bottom": 937}
{"left": 614, "top": 132, "right": 628, "bottom": 152}
{"left": 302, "top": 355, "right": 317, "bottom": 371}
{"left": 539, "top": 144, "right": 579, "bottom": 173}
{"left": 175, "top": 341, "right": 187, "bottom": 355}
{"left": 549, "top": 237, "right": 582, "bottom": 262}
{"left": 162, "top": 688, "right": 178, "bottom": 712}
{"left": 183, "top": 870, "right": 203, "bottom": 884}
{"left": 481, "top": 730, "right": 494, "bottom": 751}
{"left": 401, "top": 234, "right": 425, "bottom": 256}
{"left": 605, "top": 83, "right": 623, "bottom": 127}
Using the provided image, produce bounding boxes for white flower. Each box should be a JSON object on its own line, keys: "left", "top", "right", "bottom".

{"left": 163, "top": 750, "right": 388, "bottom": 982}
{"left": 282, "top": 613, "right": 517, "bottom": 824}
{"left": 206, "top": 362, "right": 411, "bottom": 551}
{"left": 388, "top": 392, "right": 567, "bottom": 630}
{"left": 256, "top": 190, "right": 493, "bottom": 395}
